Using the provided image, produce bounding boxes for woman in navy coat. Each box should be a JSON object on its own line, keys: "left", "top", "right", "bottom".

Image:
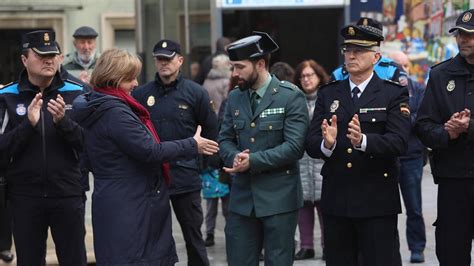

{"left": 72, "top": 48, "right": 218, "bottom": 265}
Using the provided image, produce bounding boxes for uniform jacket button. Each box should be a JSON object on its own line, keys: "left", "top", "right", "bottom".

{"left": 250, "top": 122, "right": 256, "bottom": 128}
{"left": 347, "top": 162, "right": 352, "bottom": 168}
{"left": 250, "top": 137, "right": 255, "bottom": 143}
{"left": 384, "top": 173, "right": 388, "bottom": 177}
{"left": 347, "top": 148, "right": 352, "bottom": 154}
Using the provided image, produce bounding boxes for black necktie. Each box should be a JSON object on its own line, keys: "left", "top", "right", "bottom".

{"left": 352, "top": 87, "right": 360, "bottom": 105}
{"left": 251, "top": 92, "right": 260, "bottom": 113}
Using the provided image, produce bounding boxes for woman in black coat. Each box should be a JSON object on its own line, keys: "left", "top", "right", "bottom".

{"left": 73, "top": 48, "right": 218, "bottom": 265}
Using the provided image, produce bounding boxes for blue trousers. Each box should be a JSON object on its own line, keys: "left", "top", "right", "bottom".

{"left": 399, "top": 157, "right": 426, "bottom": 252}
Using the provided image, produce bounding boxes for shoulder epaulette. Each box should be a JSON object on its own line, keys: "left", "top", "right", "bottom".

{"left": 59, "top": 81, "right": 84, "bottom": 92}
{"left": 1, "top": 82, "right": 13, "bottom": 88}
{"left": 430, "top": 58, "right": 452, "bottom": 70}
{"left": 384, "top": 79, "right": 404, "bottom": 87}
{"left": 0, "top": 82, "right": 19, "bottom": 95}
{"left": 65, "top": 79, "right": 83, "bottom": 87}
{"left": 319, "top": 79, "right": 340, "bottom": 90}
{"left": 278, "top": 80, "right": 299, "bottom": 91}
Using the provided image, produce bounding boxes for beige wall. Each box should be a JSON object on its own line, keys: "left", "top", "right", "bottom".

{"left": 0, "top": 0, "right": 135, "bottom": 54}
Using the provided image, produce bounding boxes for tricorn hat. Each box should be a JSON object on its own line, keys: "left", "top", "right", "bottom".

{"left": 340, "top": 17, "right": 384, "bottom": 47}
{"left": 226, "top": 31, "right": 279, "bottom": 61}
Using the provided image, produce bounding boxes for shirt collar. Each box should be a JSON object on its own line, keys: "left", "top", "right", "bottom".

{"left": 249, "top": 73, "right": 271, "bottom": 98}
{"left": 349, "top": 72, "right": 374, "bottom": 94}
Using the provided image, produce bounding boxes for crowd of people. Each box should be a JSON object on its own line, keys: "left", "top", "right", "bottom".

{"left": 1, "top": 7, "right": 474, "bottom": 266}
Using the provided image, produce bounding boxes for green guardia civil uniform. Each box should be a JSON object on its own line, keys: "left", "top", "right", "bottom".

{"left": 219, "top": 69, "right": 308, "bottom": 265}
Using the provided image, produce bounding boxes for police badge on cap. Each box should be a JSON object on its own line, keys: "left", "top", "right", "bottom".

{"left": 226, "top": 31, "right": 279, "bottom": 61}
{"left": 340, "top": 18, "right": 384, "bottom": 47}
{"left": 449, "top": 9, "right": 474, "bottom": 33}
{"left": 152, "top": 39, "right": 181, "bottom": 58}
{"left": 22, "top": 30, "right": 60, "bottom": 55}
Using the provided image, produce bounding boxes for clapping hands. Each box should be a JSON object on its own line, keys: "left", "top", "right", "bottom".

{"left": 444, "top": 108, "right": 471, "bottom": 139}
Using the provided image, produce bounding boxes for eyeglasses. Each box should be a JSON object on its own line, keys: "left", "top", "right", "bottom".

{"left": 340, "top": 47, "right": 377, "bottom": 55}
{"left": 299, "top": 72, "right": 316, "bottom": 80}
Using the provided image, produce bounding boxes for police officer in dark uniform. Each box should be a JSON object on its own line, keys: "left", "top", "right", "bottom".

{"left": 218, "top": 32, "right": 309, "bottom": 266}
{"left": 331, "top": 17, "right": 407, "bottom": 84}
{"left": 306, "top": 19, "right": 410, "bottom": 266}
{"left": 0, "top": 101, "right": 14, "bottom": 263}
{"left": 415, "top": 9, "right": 474, "bottom": 266}
{"left": 0, "top": 30, "right": 86, "bottom": 265}
{"left": 133, "top": 39, "right": 217, "bottom": 266}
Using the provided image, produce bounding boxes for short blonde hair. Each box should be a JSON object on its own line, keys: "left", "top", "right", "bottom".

{"left": 90, "top": 48, "right": 142, "bottom": 89}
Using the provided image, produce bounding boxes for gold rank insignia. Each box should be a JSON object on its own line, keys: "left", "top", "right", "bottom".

{"left": 400, "top": 103, "right": 410, "bottom": 117}
{"left": 44, "top": 33, "right": 50, "bottom": 42}
{"left": 363, "top": 18, "right": 368, "bottom": 26}
{"left": 234, "top": 109, "right": 240, "bottom": 116}
{"left": 147, "top": 96, "right": 155, "bottom": 106}
{"left": 447, "top": 80, "right": 455, "bottom": 92}
{"left": 463, "top": 12, "right": 472, "bottom": 22}
{"left": 162, "top": 41, "right": 167, "bottom": 48}
{"left": 330, "top": 100, "right": 339, "bottom": 113}
{"left": 348, "top": 27, "right": 355, "bottom": 36}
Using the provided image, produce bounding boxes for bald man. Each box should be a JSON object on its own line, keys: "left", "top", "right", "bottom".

{"left": 388, "top": 51, "right": 427, "bottom": 263}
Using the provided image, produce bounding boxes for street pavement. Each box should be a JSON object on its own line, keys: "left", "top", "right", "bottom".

{"left": 2, "top": 165, "right": 474, "bottom": 265}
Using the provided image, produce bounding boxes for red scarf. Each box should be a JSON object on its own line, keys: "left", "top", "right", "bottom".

{"left": 94, "top": 87, "right": 171, "bottom": 185}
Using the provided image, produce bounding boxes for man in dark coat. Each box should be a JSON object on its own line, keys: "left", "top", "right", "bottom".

{"left": 388, "top": 51, "right": 427, "bottom": 263}
{"left": 0, "top": 30, "right": 86, "bottom": 265}
{"left": 133, "top": 39, "right": 217, "bottom": 266}
{"left": 415, "top": 9, "right": 474, "bottom": 266}
{"left": 306, "top": 18, "right": 410, "bottom": 266}
{"left": 218, "top": 32, "right": 309, "bottom": 266}
{"left": 195, "top": 37, "right": 231, "bottom": 85}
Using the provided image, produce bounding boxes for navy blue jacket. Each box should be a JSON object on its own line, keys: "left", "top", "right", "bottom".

{"left": 0, "top": 70, "right": 84, "bottom": 197}
{"left": 306, "top": 74, "right": 410, "bottom": 217}
{"left": 400, "top": 78, "right": 426, "bottom": 160}
{"left": 133, "top": 73, "right": 218, "bottom": 195}
{"left": 73, "top": 91, "right": 198, "bottom": 265}
{"left": 416, "top": 54, "right": 474, "bottom": 179}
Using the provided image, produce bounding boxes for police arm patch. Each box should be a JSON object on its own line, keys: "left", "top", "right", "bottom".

{"left": 400, "top": 103, "right": 410, "bottom": 117}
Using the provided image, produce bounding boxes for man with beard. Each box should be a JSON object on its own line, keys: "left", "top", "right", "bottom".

{"left": 133, "top": 39, "right": 217, "bottom": 266}
{"left": 63, "top": 26, "right": 99, "bottom": 83}
{"left": 415, "top": 9, "right": 474, "bottom": 266}
{"left": 218, "top": 32, "right": 308, "bottom": 266}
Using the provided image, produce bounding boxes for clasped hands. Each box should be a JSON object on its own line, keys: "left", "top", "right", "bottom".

{"left": 444, "top": 108, "right": 471, "bottom": 140}
{"left": 28, "top": 93, "right": 67, "bottom": 126}
{"left": 223, "top": 149, "right": 250, "bottom": 173}
{"left": 322, "top": 114, "right": 362, "bottom": 149}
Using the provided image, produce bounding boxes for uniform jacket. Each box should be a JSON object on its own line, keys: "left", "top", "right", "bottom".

{"left": 72, "top": 91, "right": 198, "bottom": 265}
{"left": 133, "top": 73, "right": 218, "bottom": 195}
{"left": 306, "top": 73, "right": 410, "bottom": 218}
{"left": 415, "top": 54, "right": 474, "bottom": 179}
{"left": 0, "top": 70, "right": 84, "bottom": 197}
{"left": 218, "top": 75, "right": 309, "bottom": 218}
